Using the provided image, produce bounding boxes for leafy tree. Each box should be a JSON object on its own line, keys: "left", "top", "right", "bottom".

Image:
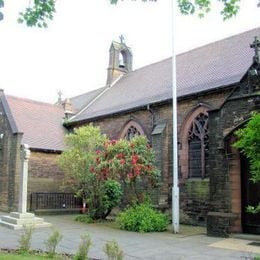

{"left": 58, "top": 125, "right": 107, "bottom": 209}
{"left": 58, "top": 125, "right": 122, "bottom": 219}
{"left": 18, "top": 0, "right": 55, "bottom": 28}
{"left": 234, "top": 112, "right": 260, "bottom": 213}
{"left": 111, "top": 0, "right": 260, "bottom": 20}
{"left": 0, "top": 0, "right": 3, "bottom": 21}
{"left": 59, "top": 125, "right": 160, "bottom": 219}
{"left": 1, "top": 0, "right": 259, "bottom": 28}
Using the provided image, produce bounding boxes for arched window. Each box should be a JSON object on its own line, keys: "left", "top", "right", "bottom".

{"left": 188, "top": 113, "right": 209, "bottom": 178}
{"left": 125, "top": 125, "right": 141, "bottom": 140}
{"left": 179, "top": 105, "right": 210, "bottom": 180}
{"left": 119, "top": 120, "right": 145, "bottom": 140}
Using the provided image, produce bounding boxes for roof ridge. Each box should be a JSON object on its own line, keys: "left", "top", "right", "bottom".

{"left": 6, "top": 95, "right": 61, "bottom": 108}
{"left": 70, "top": 86, "right": 106, "bottom": 100}
{"left": 177, "top": 27, "right": 260, "bottom": 57}
{"left": 127, "top": 27, "right": 260, "bottom": 75}
{"left": 126, "top": 57, "right": 172, "bottom": 75}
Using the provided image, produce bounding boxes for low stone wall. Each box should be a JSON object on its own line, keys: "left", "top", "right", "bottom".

{"left": 207, "top": 212, "right": 238, "bottom": 237}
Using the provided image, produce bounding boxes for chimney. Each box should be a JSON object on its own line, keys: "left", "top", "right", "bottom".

{"left": 63, "top": 98, "right": 74, "bottom": 119}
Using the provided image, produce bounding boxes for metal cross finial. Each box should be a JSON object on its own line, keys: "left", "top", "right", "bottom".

{"left": 119, "top": 34, "right": 125, "bottom": 44}
{"left": 57, "top": 90, "right": 62, "bottom": 103}
{"left": 250, "top": 36, "right": 260, "bottom": 64}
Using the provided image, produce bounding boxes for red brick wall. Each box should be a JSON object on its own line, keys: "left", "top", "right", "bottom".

{"left": 28, "top": 151, "right": 65, "bottom": 195}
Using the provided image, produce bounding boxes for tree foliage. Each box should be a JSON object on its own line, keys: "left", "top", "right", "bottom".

{"left": 1, "top": 0, "right": 259, "bottom": 28}
{"left": 94, "top": 136, "right": 160, "bottom": 204}
{"left": 0, "top": 0, "right": 3, "bottom": 21}
{"left": 234, "top": 112, "right": 260, "bottom": 183}
{"left": 111, "top": 0, "right": 259, "bottom": 20}
{"left": 234, "top": 112, "right": 260, "bottom": 213}
{"left": 58, "top": 125, "right": 160, "bottom": 219}
{"left": 58, "top": 125, "right": 107, "bottom": 205}
{"left": 17, "top": 0, "right": 55, "bottom": 28}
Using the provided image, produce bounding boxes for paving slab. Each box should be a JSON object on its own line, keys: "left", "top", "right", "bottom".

{"left": 0, "top": 213, "right": 259, "bottom": 259}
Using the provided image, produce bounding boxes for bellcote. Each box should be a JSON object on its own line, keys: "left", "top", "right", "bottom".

{"left": 106, "top": 36, "right": 133, "bottom": 85}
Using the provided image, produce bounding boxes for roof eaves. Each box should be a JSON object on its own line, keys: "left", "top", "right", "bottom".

{"left": 178, "top": 81, "right": 238, "bottom": 101}
{"left": 30, "top": 147, "right": 63, "bottom": 153}
{"left": 66, "top": 99, "right": 172, "bottom": 126}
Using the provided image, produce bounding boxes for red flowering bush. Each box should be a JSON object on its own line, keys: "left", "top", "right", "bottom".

{"left": 92, "top": 136, "right": 160, "bottom": 204}
{"left": 59, "top": 125, "right": 160, "bottom": 219}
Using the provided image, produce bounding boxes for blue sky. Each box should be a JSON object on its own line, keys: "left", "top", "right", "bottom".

{"left": 0, "top": 0, "right": 259, "bottom": 103}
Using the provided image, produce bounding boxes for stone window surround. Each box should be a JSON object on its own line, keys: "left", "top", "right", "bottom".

{"left": 119, "top": 119, "right": 145, "bottom": 140}
{"left": 179, "top": 105, "right": 210, "bottom": 180}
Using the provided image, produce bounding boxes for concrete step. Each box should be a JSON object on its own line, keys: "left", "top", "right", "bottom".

{"left": 232, "top": 233, "right": 260, "bottom": 242}
{"left": 0, "top": 219, "right": 51, "bottom": 230}
{"left": 10, "top": 212, "right": 35, "bottom": 219}
{"left": 1, "top": 215, "right": 44, "bottom": 225}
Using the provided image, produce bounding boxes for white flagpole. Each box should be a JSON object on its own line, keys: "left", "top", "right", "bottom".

{"left": 171, "top": 0, "right": 179, "bottom": 233}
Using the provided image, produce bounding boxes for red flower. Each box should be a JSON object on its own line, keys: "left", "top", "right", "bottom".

{"left": 134, "top": 165, "right": 141, "bottom": 175}
{"left": 89, "top": 166, "right": 95, "bottom": 173}
{"left": 120, "top": 159, "right": 126, "bottom": 165}
{"left": 127, "top": 173, "right": 134, "bottom": 179}
{"left": 111, "top": 140, "right": 116, "bottom": 145}
{"left": 116, "top": 153, "right": 124, "bottom": 159}
{"left": 131, "top": 154, "right": 139, "bottom": 165}
{"left": 96, "top": 150, "right": 101, "bottom": 154}
{"left": 96, "top": 157, "right": 100, "bottom": 164}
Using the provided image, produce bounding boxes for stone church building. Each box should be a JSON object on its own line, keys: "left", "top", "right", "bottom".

{"left": 0, "top": 28, "right": 259, "bottom": 236}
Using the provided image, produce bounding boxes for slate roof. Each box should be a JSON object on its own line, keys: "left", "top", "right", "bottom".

{"left": 69, "top": 27, "right": 260, "bottom": 124}
{"left": 6, "top": 96, "right": 67, "bottom": 151}
{"left": 70, "top": 87, "right": 107, "bottom": 113}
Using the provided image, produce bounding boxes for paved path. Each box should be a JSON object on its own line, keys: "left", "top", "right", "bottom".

{"left": 0, "top": 213, "right": 259, "bottom": 259}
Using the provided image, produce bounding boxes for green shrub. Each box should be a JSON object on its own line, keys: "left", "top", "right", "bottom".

{"left": 84, "top": 178, "right": 123, "bottom": 220}
{"left": 234, "top": 112, "right": 260, "bottom": 213}
{"left": 104, "top": 240, "right": 124, "bottom": 260}
{"left": 74, "top": 215, "right": 94, "bottom": 224}
{"left": 45, "top": 228, "right": 63, "bottom": 258}
{"left": 18, "top": 225, "right": 34, "bottom": 254}
{"left": 74, "top": 234, "right": 91, "bottom": 260}
{"left": 116, "top": 203, "right": 168, "bottom": 232}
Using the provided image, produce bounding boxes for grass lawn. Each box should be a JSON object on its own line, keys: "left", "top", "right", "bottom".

{"left": 0, "top": 252, "right": 47, "bottom": 260}
{"left": 0, "top": 251, "right": 72, "bottom": 260}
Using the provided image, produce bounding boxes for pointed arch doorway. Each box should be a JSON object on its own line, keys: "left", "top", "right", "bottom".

{"left": 240, "top": 153, "right": 260, "bottom": 234}
{"left": 228, "top": 134, "right": 260, "bottom": 234}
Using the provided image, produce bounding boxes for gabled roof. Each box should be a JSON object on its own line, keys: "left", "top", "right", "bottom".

{"left": 69, "top": 27, "right": 260, "bottom": 124}
{"left": 6, "top": 96, "right": 67, "bottom": 151}
{"left": 70, "top": 87, "right": 107, "bottom": 113}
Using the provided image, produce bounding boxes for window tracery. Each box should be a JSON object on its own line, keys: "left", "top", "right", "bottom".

{"left": 119, "top": 120, "right": 145, "bottom": 140}
{"left": 188, "top": 113, "right": 209, "bottom": 178}
{"left": 125, "top": 125, "right": 141, "bottom": 140}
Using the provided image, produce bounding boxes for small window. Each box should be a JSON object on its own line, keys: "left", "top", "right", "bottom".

{"left": 119, "top": 120, "right": 145, "bottom": 140}
{"left": 188, "top": 113, "right": 209, "bottom": 178}
{"left": 125, "top": 125, "right": 141, "bottom": 140}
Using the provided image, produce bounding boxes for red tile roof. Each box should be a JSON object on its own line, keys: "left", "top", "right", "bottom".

{"left": 6, "top": 96, "right": 67, "bottom": 151}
